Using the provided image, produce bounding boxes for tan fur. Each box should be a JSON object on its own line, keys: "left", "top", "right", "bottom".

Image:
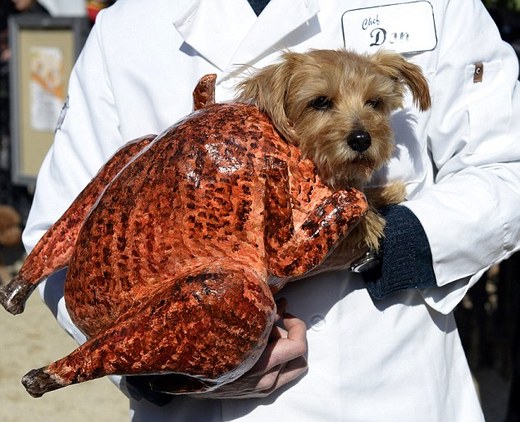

{"left": 0, "top": 205, "right": 22, "bottom": 285}
{"left": 0, "top": 205, "right": 22, "bottom": 248}
{"left": 236, "top": 49, "right": 431, "bottom": 252}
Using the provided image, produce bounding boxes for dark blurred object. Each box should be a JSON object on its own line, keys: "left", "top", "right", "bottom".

{"left": 483, "top": 0, "right": 520, "bottom": 15}
{"left": 0, "top": 0, "right": 48, "bottom": 221}
{"left": 486, "top": 5, "right": 520, "bottom": 56}
{"left": 485, "top": 9, "right": 520, "bottom": 422}
{"left": 0, "top": 203, "right": 22, "bottom": 284}
{"left": 86, "top": 0, "right": 116, "bottom": 23}
{"left": 501, "top": 253, "right": 520, "bottom": 422}
{"left": 0, "top": 204, "right": 21, "bottom": 248}
{"left": 456, "top": 6, "right": 520, "bottom": 420}
{"left": 10, "top": 0, "right": 48, "bottom": 14}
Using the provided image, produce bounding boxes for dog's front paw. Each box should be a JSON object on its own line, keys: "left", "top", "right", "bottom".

{"left": 345, "top": 209, "right": 385, "bottom": 252}
{"left": 362, "top": 210, "right": 386, "bottom": 251}
{"left": 364, "top": 181, "right": 406, "bottom": 209}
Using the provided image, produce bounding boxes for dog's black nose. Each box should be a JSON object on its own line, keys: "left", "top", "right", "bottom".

{"left": 347, "top": 130, "right": 371, "bottom": 152}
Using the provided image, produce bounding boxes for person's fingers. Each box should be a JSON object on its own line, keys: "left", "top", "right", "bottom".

{"left": 250, "top": 313, "right": 307, "bottom": 375}
{"left": 191, "top": 312, "right": 308, "bottom": 399}
{"left": 244, "top": 355, "right": 309, "bottom": 398}
{"left": 268, "top": 324, "right": 287, "bottom": 342}
{"left": 249, "top": 364, "right": 284, "bottom": 394}
{"left": 263, "top": 356, "right": 308, "bottom": 396}
{"left": 275, "top": 297, "right": 288, "bottom": 320}
{"left": 269, "top": 298, "right": 289, "bottom": 341}
{"left": 269, "top": 313, "right": 307, "bottom": 359}
{"left": 283, "top": 312, "right": 307, "bottom": 342}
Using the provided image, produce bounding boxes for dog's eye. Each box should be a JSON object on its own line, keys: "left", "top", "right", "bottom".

{"left": 366, "top": 98, "right": 383, "bottom": 109}
{"left": 310, "top": 96, "right": 333, "bottom": 110}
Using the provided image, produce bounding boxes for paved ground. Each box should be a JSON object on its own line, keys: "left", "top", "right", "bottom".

{"left": 0, "top": 288, "right": 129, "bottom": 422}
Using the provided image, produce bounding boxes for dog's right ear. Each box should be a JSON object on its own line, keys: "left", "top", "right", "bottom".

{"left": 370, "top": 51, "right": 431, "bottom": 112}
{"left": 236, "top": 55, "right": 298, "bottom": 143}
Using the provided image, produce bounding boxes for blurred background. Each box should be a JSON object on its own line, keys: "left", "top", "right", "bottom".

{"left": 1, "top": 3, "right": 127, "bottom": 422}
{"left": 0, "top": 1, "right": 519, "bottom": 421}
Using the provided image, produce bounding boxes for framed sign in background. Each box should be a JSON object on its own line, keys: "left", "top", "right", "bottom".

{"left": 9, "top": 16, "right": 88, "bottom": 186}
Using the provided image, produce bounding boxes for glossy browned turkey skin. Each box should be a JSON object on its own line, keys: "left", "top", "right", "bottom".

{"left": 1, "top": 90, "right": 367, "bottom": 398}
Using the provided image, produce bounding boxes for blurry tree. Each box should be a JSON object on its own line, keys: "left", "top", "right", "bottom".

{"left": 482, "top": 0, "right": 520, "bottom": 11}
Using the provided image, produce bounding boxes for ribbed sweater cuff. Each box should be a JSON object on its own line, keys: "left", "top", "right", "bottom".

{"left": 362, "top": 205, "right": 437, "bottom": 300}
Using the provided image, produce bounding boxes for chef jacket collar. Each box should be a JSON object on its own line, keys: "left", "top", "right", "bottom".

{"left": 173, "top": 0, "right": 320, "bottom": 72}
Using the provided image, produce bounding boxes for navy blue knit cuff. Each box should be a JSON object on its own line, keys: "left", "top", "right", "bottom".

{"left": 362, "top": 205, "right": 436, "bottom": 299}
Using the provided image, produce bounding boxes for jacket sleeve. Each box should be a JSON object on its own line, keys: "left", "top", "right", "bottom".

{"left": 22, "top": 10, "right": 125, "bottom": 342}
{"left": 404, "top": 0, "right": 520, "bottom": 314}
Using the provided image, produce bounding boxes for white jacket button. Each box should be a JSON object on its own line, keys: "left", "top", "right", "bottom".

{"left": 310, "top": 314, "right": 326, "bottom": 331}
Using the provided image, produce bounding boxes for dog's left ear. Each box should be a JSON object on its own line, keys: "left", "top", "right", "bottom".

{"left": 370, "top": 51, "right": 431, "bottom": 111}
{"left": 235, "top": 54, "right": 299, "bottom": 143}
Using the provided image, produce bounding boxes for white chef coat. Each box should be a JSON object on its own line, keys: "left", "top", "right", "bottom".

{"left": 22, "top": 0, "right": 520, "bottom": 421}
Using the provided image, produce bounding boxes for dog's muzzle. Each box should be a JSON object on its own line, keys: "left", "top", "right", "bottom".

{"left": 347, "top": 130, "right": 371, "bottom": 152}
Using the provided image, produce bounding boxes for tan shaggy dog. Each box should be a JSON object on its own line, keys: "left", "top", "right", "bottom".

{"left": 236, "top": 49, "right": 431, "bottom": 256}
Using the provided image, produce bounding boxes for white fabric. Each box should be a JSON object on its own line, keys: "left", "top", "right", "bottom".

{"left": 23, "top": 0, "right": 520, "bottom": 420}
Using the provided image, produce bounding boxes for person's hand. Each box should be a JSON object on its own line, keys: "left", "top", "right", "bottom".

{"left": 194, "top": 298, "right": 308, "bottom": 399}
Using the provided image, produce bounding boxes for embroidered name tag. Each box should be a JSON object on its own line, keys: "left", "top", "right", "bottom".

{"left": 342, "top": 1, "right": 437, "bottom": 54}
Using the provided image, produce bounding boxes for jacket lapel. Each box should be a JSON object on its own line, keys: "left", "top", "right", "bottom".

{"left": 226, "top": 0, "right": 320, "bottom": 72}
{"left": 173, "top": 0, "right": 257, "bottom": 71}
{"left": 173, "top": 0, "right": 320, "bottom": 72}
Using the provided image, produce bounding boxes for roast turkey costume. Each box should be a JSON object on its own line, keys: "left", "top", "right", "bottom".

{"left": 0, "top": 75, "right": 367, "bottom": 397}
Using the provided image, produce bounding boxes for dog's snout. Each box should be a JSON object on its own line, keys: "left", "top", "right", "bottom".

{"left": 347, "top": 130, "right": 372, "bottom": 152}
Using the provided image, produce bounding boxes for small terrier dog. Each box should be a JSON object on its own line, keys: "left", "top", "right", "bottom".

{"left": 236, "top": 49, "right": 431, "bottom": 255}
